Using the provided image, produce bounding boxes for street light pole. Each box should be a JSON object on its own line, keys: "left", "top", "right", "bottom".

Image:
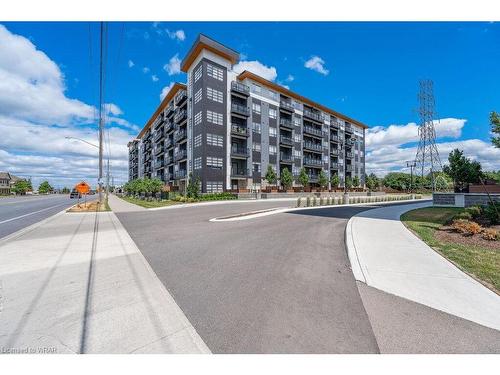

{"left": 406, "top": 160, "right": 416, "bottom": 193}
{"left": 98, "top": 21, "right": 104, "bottom": 205}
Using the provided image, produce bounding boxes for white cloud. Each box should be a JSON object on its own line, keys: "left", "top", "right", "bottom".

{"left": 304, "top": 56, "right": 329, "bottom": 75}
{"left": 142, "top": 66, "right": 150, "bottom": 74}
{"left": 128, "top": 60, "right": 134, "bottom": 68}
{"left": 160, "top": 82, "right": 174, "bottom": 101}
{"left": 0, "top": 24, "right": 134, "bottom": 187}
{"left": 105, "top": 103, "right": 123, "bottom": 116}
{"left": 366, "top": 118, "right": 465, "bottom": 148}
{"left": 151, "top": 75, "right": 159, "bottom": 82}
{"left": 233, "top": 60, "right": 277, "bottom": 81}
{"left": 163, "top": 54, "right": 181, "bottom": 76}
{"left": 285, "top": 74, "right": 294, "bottom": 82}
{"left": 166, "top": 29, "right": 186, "bottom": 42}
{"left": 365, "top": 118, "right": 499, "bottom": 176}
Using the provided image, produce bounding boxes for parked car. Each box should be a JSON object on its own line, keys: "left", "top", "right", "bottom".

{"left": 70, "top": 190, "right": 81, "bottom": 199}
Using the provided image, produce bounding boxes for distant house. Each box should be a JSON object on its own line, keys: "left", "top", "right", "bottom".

{"left": 0, "top": 172, "right": 24, "bottom": 195}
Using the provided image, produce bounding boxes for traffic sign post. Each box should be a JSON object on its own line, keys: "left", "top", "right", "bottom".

{"left": 74, "top": 181, "right": 91, "bottom": 207}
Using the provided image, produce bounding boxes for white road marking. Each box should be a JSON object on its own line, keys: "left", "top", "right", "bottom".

{"left": 0, "top": 203, "right": 69, "bottom": 225}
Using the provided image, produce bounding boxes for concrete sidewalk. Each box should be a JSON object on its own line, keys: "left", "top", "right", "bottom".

{"left": 346, "top": 202, "right": 500, "bottom": 331}
{"left": 107, "top": 194, "right": 146, "bottom": 213}
{"left": 0, "top": 210, "right": 209, "bottom": 354}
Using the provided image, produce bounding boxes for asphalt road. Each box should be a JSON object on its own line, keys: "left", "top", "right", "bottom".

{"left": 0, "top": 195, "right": 76, "bottom": 239}
{"left": 116, "top": 200, "right": 500, "bottom": 353}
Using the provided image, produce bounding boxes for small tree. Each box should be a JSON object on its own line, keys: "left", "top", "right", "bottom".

{"left": 345, "top": 176, "right": 353, "bottom": 191}
{"left": 264, "top": 165, "right": 277, "bottom": 189}
{"left": 434, "top": 174, "right": 449, "bottom": 191}
{"left": 298, "top": 167, "right": 309, "bottom": 190}
{"left": 353, "top": 176, "right": 360, "bottom": 188}
{"left": 442, "top": 149, "right": 482, "bottom": 192}
{"left": 318, "top": 170, "right": 328, "bottom": 190}
{"left": 12, "top": 180, "right": 30, "bottom": 195}
{"left": 187, "top": 173, "right": 201, "bottom": 198}
{"left": 62, "top": 187, "right": 70, "bottom": 194}
{"left": 38, "top": 181, "right": 53, "bottom": 194}
{"left": 330, "top": 174, "right": 340, "bottom": 190}
{"left": 281, "top": 168, "right": 293, "bottom": 191}
{"left": 149, "top": 178, "right": 164, "bottom": 195}
{"left": 365, "top": 173, "right": 379, "bottom": 191}
{"left": 490, "top": 111, "right": 500, "bottom": 148}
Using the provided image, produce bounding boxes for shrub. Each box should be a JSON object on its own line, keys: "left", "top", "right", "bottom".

{"left": 482, "top": 228, "right": 499, "bottom": 241}
{"left": 451, "top": 219, "right": 482, "bottom": 236}
{"left": 454, "top": 211, "right": 473, "bottom": 221}
{"left": 199, "top": 192, "right": 236, "bottom": 201}
{"left": 483, "top": 202, "right": 500, "bottom": 225}
{"left": 465, "top": 205, "right": 482, "bottom": 219}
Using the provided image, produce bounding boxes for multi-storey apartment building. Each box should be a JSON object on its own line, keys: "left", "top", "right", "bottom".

{"left": 128, "top": 34, "right": 368, "bottom": 193}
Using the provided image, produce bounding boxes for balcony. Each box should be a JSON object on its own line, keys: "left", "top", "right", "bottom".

{"left": 303, "top": 109, "right": 323, "bottom": 123}
{"left": 279, "top": 136, "right": 293, "bottom": 146}
{"left": 330, "top": 135, "right": 339, "bottom": 143}
{"left": 174, "top": 149, "right": 187, "bottom": 161}
{"left": 174, "top": 129, "right": 187, "bottom": 142}
{"left": 279, "top": 118, "right": 293, "bottom": 130}
{"left": 165, "top": 137, "right": 174, "bottom": 148}
{"left": 330, "top": 120, "right": 340, "bottom": 129}
{"left": 231, "top": 146, "right": 249, "bottom": 158}
{"left": 279, "top": 100, "right": 294, "bottom": 113}
{"left": 303, "top": 157, "right": 323, "bottom": 167}
{"left": 165, "top": 104, "right": 174, "bottom": 117}
{"left": 231, "top": 168, "right": 250, "bottom": 178}
{"left": 345, "top": 124, "right": 353, "bottom": 133}
{"left": 346, "top": 165, "right": 354, "bottom": 172}
{"left": 303, "top": 141, "right": 323, "bottom": 152}
{"left": 279, "top": 153, "right": 293, "bottom": 164}
{"left": 231, "top": 103, "right": 250, "bottom": 117}
{"left": 165, "top": 121, "right": 174, "bottom": 132}
{"left": 153, "top": 130, "right": 164, "bottom": 143}
{"left": 346, "top": 151, "right": 354, "bottom": 158}
{"left": 308, "top": 173, "right": 319, "bottom": 182}
{"left": 345, "top": 138, "right": 355, "bottom": 146}
{"left": 174, "top": 109, "right": 187, "bottom": 123}
{"left": 231, "top": 124, "right": 250, "bottom": 137}
{"left": 330, "top": 148, "right": 340, "bottom": 156}
{"left": 174, "top": 90, "right": 187, "bottom": 106}
{"left": 156, "top": 160, "right": 165, "bottom": 169}
{"left": 153, "top": 115, "right": 163, "bottom": 129}
{"left": 330, "top": 162, "right": 339, "bottom": 169}
{"left": 175, "top": 169, "right": 187, "bottom": 179}
{"left": 231, "top": 81, "right": 250, "bottom": 96}
{"left": 154, "top": 146, "right": 165, "bottom": 156}
{"left": 303, "top": 126, "right": 324, "bottom": 138}
{"left": 165, "top": 172, "right": 173, "bottom": 181}
{"left": 165, "top": 155, "right": 174, "bottom": 165}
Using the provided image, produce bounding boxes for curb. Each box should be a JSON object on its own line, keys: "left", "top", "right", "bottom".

{"left": 344, "top": 216, "right": 368, "bottom": 284}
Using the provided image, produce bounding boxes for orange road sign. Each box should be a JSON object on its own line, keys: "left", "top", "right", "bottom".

{"left": 75, "top": 181, "right": 90, "bottom": 195}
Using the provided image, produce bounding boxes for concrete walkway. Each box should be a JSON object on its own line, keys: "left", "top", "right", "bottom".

{"left": 346, "top": 201, "right": 500, "bottom": 331}
{"left": 0, "top": 210, "right": 209, "bottom": 354}
{"left": 107, "top": 194, "right": 146, "bottom": 213}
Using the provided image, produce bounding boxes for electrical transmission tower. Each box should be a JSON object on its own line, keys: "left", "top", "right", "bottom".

{"left": 414, "top": 80, "right": 442, "bottom": 191}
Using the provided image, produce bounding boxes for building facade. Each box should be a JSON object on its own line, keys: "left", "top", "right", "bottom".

{"left": 128, "top": 35, "right": 368, "bottom": 193}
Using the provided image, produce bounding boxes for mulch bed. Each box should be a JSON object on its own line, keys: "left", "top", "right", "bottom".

{"left": 435, "top": 225, "right": 500, "bottom": 251}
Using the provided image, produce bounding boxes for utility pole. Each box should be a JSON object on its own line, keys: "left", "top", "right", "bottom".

{"left": 98, "top": 21, "right": 104, "bottom": 205}
{"left": 406, "top": 160, "right": 416, "bottom": 193}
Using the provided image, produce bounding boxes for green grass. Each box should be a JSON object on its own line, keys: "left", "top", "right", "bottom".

{"left": 401, "top": 207, "right": 500, "bottom": 293}
{"left": 120, "top": 195, "right": 182, "bottom": 209}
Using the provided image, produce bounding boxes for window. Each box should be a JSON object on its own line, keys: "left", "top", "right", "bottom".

{"left": 194, "top": 88, "right": 202, "bottom": 104}
{"left": 207, "top": 181, "right": 223, "bottom": 193}
{"left": 269, "top": 127, "right": 277, "bottom": 137}
{"left": 323, "top": 155, "right": 329, "bottom": 163}
{"left": 207, "top": 110, "right": 223, "bottom": 125}
{"left": 293, "top": 116, "right": 301, "bottom": 127}
{"left": 294, "top": 134, "right": 301, "bottom": 143}
{"left": 269, "top": 145, "right": 277, "bottom": 155}
{"left": 252, "top": 103, "right": 261, "bottom": 114}
{"left": 252, "top": 84, "right": 262, "bottom": 94}
{"left": 207, "top": 133, "right": 223, "bottom": 147}
{"left": 206, "top": 156, "right": 223, "bottom": 168}
{"left": 194, "top": 65, "right": 202, "bottom": 82}
{"left": 194, "top": 134, "right": 202, "bottom": 147}
{"left": 253, "top": 162, "right": 261, "bottom": 173}
{"left": 252, "top": 122, "right": 261, "bottom": 134}
{"left": 269, "top": 108, "right": 277, "bottom": 119}
{"left": 207, "top": 87, "right": 223, "bottom": 103}
{"left": 194, "top": 111, "right": 202, "bottom": 126}
{"left": 194, "top": 157, "right": 202, "bottom": 170}
{"left": 269, "top": 163, "right": 276, "bottom": 172}
{"left": 292, "top": 166, "right": 300, "bottom": 175}
{"left": 252, "top": 142, "right": 261, "bottom": 152}
{"left": 207, "top": 64, "right": 223, "bottom": 81}
{"left": 293, "top": 149, "right": 302, "bottom": 158}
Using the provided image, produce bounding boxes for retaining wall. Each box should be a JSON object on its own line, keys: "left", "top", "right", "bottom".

{"left": 433, "top": 192, "right": 500, "bottom": 207}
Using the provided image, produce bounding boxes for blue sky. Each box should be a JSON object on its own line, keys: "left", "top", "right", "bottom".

{"left": 0, "top": 22, "right": 499, "bottom": 188}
